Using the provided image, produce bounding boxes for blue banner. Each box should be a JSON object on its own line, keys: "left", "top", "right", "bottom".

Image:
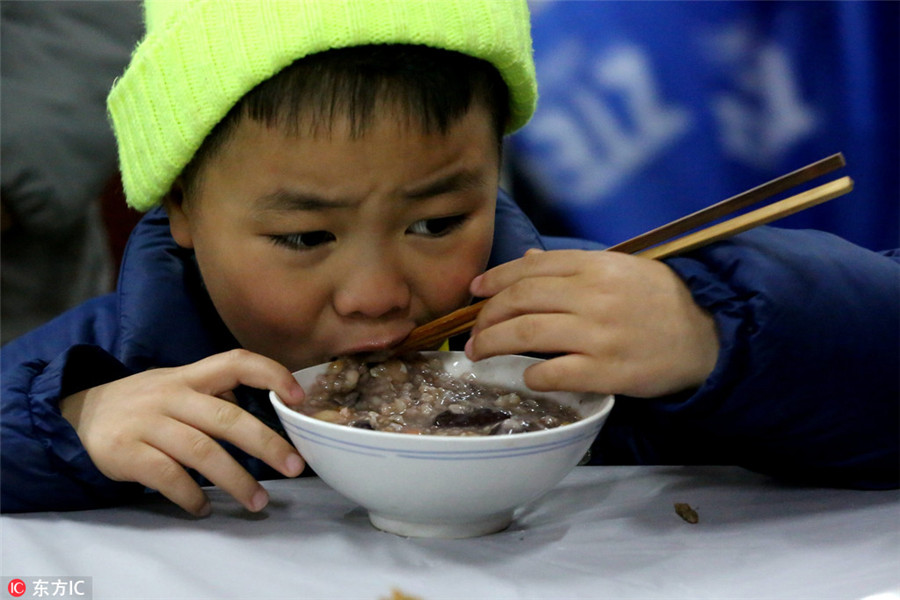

{"left": 508, "top": 1, "right": 898, "bottom": 250}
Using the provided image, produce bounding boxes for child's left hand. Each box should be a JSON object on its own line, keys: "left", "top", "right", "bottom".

{"left": 466, "top": 249, "right": 719, "bottom": 398}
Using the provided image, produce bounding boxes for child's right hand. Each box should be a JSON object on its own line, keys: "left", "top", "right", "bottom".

{"left": 465, "top": 249, "right": 719, "bottom": 398}
{"left": 58, "top": 349, "right": 306, "bottom": 516}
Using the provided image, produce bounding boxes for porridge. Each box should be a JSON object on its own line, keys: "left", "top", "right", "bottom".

{"left": 297, "top": 354, "right": 581, "bottom": 435}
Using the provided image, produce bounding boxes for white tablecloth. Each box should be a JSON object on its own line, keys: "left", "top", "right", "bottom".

{"left": 2, "top": 466, "right": 898, "bottom": 600}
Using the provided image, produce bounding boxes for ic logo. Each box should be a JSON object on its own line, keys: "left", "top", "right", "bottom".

{"left": 7, "top": 579, "right": 26, "bottom": 597}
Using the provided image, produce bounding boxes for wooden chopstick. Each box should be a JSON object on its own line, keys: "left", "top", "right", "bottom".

{"left": 391, "top": 156, "right": 852, "bottom": 354}
{"left": 607, "top": 152, "right": 845, "bottom": 254}
{"left": 391, "top": 298, "right": 490, "bottom": 353}
{"left": 637, "top": 176, "right": 852, "bottom": 260}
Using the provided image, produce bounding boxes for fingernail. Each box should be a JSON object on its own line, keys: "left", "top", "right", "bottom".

{"left": 470, "top": 274, "right": 483, "bottom": 293}
{"left": 290, "top": 384, "right": 305, "bottom": 402}
{"left": 250, "top": 487, "right": 269, "bottom": 512}
{"left": 197, "top": 501, "right": 212, "bottom": 518}
{"left": 464, "top": 336, "right": 475, "bottom": 359}
{"left": 285, "top": 453, "right": 304, "bottom": 476}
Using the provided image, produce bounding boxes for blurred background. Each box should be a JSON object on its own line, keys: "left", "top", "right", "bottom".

{"left": 505, "top": 0, "right": 899, "bottom": 251}
{"left": 1, "top": 1, "right": 898, "bottom": 344}
{"left": 1, "top": 0, "right": 143, "bottom": 344}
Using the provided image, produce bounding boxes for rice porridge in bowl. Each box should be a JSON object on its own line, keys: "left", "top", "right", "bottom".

{"left": 301, "top": 353, "right": 582, "bottom": 436}
{"left": 269, "top": 351, "right": 615, "bottom": 538}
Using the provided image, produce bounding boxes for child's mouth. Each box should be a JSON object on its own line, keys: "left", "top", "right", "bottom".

{"left": 328, "top": 331, "right": 414, "bottom": 362}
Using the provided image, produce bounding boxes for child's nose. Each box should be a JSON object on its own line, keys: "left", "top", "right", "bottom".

{"left": 332, "top": 251, "right": 411, "bottom": 319}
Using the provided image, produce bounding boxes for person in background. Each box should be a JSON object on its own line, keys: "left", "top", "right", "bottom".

{"left": 1, "top": 0, "right": 897, "bottom": 517}
{"left": 1, "top": 1, "right": 143, "bottom": 344}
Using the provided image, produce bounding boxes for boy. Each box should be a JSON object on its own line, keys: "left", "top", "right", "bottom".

{"left": 2, "top": 0, "right": 897, "bottom": 517}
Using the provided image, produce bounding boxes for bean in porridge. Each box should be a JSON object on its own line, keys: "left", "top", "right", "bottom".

{"left": 297, "top": 354, "right": 581, "bottom": 435}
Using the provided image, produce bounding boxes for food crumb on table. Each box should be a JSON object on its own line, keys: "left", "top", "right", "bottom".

{"left": 674, "top": 502, "right": 699, "bottom": 524}
{"left": 381, "top": 589, "right": 423, "bottom": 600}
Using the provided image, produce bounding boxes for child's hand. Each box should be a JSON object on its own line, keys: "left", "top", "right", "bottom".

{"left": 466, "top": 249, "right": 719, "bottom": 398}
{"left": 59, "top": 349, "right": 306, "bottom": 516}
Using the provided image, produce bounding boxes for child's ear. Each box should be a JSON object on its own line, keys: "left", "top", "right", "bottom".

{"left": 162, "top": 179, "right": 194, "bottom": 249}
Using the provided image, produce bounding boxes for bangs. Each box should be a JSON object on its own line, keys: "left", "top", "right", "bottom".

{"left": 182, "top": 45, "right": 510, "bottom": 196}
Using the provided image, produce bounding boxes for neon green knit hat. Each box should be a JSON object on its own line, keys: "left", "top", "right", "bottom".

{"left": 107, "top": 0, "right": 537, "bottom": 212}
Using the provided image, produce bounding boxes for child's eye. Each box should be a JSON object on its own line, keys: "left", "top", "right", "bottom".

{"left": 269, "top": 231, "right": 336, "bottom": 250}
{"left": 407, "top": 215, "right": 466, "bottom": 237}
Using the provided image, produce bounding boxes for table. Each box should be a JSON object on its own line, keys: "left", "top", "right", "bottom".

{"left": 2, "top": 466, "right": 898, "bottom": 599}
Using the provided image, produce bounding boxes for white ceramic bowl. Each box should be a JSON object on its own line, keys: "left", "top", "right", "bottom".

{"left": 269, "top": 352, "right": 614, "bottom": 538}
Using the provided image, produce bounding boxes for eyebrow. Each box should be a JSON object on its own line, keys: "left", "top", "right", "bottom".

{"left": 256, "top": 189, "right": 354, "bottom": 213}
{"left": 402, "top": 169, "right": 487, "bottom": 200}
{"left": 255, "top": 168, "right": 487, "bottom": 213}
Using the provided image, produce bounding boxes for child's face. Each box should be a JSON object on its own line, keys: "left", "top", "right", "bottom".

{"left": 167, "top": 105, "right": 499, "bottom": 370}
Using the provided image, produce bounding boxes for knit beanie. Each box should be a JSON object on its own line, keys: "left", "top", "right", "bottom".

{"left": 107, "top": 0, "right": 537, "bottom": 212}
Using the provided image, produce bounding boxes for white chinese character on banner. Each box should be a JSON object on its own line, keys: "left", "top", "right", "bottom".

{"left": 706, "top": 24, "right": 817, "bottom": 167}
{"left": 524, "top": 39, "right": 691, "bottom": 204}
